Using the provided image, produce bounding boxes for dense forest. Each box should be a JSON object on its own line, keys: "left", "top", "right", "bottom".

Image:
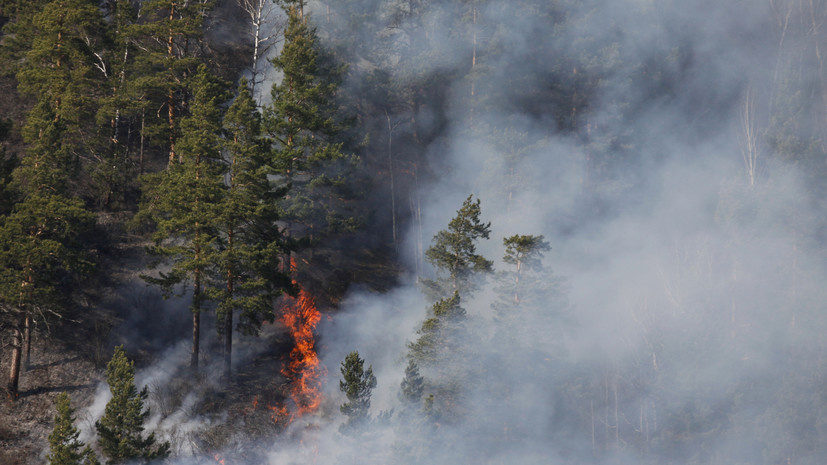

{"left": 3, "top": 0, "right": 827, "bottom": 464}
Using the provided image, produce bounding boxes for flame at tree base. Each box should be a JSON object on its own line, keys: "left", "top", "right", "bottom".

{"left": 278, "top": 273, "right": 326, "bottom": 421}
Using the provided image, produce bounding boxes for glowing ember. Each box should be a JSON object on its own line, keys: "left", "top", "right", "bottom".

{"left": 213, "top": 453, "right": 226, "bottom": 465}
{"left": 278, "top": 258, "right": 326, "bottom": 420}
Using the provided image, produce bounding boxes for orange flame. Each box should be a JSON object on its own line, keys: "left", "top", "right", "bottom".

{"left": 213, "top": 453, "right": 226, "bottom": 465}
{"left": 278, "top": 257, "right": 326, "bottom": 421}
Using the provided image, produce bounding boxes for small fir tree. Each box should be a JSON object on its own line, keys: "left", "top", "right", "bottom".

{"left": 422, "top": 194, "right": 492, "bottom": 299}
{"left": 399, "top": 359, "right": 425, "bottom": 407}
{"left": 48, "top": 392, "right": 99, "bottom": 465}
{"left": 407, "top": 292, "right": 466, "bottom": 367}
{"left": 95, "top": 346, "right": 170, "bottom": 464}
{"left": 339, "top": 351, "right": 377, "bottom": 432}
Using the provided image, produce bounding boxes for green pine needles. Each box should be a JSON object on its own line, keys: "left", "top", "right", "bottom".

{"left": 48, "top": 393, "right": 99, "bottom": 465}
{"left": 339, "top": 350, "right": 377, "bottom": 433}
{"left": 95, "top": 346, "right": 170, "bottom": 465}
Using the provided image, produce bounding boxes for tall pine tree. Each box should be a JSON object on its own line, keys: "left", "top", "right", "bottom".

{"left": 211, "top": 77, "right": 290, "bottom": 380}
{"left": 265, "top": 5, "right": 358, "bottom": 246}
{"left": 422, "top": 194, "right": 492, "bottom": 299}
{"left": 135, "top": 65, "right": 229, "bottom": 370}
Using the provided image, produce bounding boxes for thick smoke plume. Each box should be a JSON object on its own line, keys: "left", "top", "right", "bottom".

{"left": 77, "top": 0, "right": 827, "bottom": 464}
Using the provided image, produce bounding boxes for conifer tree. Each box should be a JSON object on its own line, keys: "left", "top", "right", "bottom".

{"left": 48, "top": 392, "right": 99, "bottom": 465}
{"left": 95, "top": 346, "right": 170, "bottom": 464}
{"left": 91, "top": 0, "right": 139, "bottom": 209}
{"left": 422, "top": 194, "right": 492, "bottom": 299}
{"left": 126, "top": 0, "right": 210, "bottom": 166}
{"left": 265, "top": 5, "right": 358, "bottom": 244}
{"left": 492, "top": 234, "right": 567, "bottom": 354}
{"left": 0, "top": 0, "right": 102, "bottom": 392}
{"left": 0, "top": 192, "right": 95, "bottom": 398}
{"left": 15, "top": 0, "right": 106, "bottom": 183}
{"left": 399, "top": 359, "right": 425, "bottom": 407}
{"left": 405, "top": 291, "right": 471, "bottom": 423}
{"left": 339, "top": 350, "right": 377, "bottom": 432}
{"left": 136, "top": 65, "right": 230, "bottom": 370}
{"left": 407, "top": 292, "right": 467, "bottom": 367}
{"left": 493, "top": 234, "right": 551, "bottom": 310}
{"left": 212, "top": 78, "right": 290, "bottom": 380}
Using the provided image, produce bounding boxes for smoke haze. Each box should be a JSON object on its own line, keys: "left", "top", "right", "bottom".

{"left": 305, "top": 0, "right": 827, "bottom": 464}
{"left": 76, "top": 1, "right": 827, "bottom": 464}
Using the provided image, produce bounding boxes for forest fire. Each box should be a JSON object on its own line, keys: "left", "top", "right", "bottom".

{"left": 278, "top": 259, "right": 325, "bottom": 421}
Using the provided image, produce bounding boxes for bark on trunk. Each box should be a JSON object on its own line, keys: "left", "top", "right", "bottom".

{"left": 7, "top": 319, "right": 22, "bottom": 400}
{"left": 223, "top": 310, "right": 232, "bottom": 381}
{"left": 168, "top": 87, "right": 176, "bottom": 166}
{"left": 23, "top": 314, "right": 31, "bottom": 369}
{"left": 191, "top": 272, "right": 201, "bottom": 370}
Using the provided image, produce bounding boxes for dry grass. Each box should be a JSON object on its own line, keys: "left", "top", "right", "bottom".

{"left": 0, "top": 336, "right": 102, "bottom": 465}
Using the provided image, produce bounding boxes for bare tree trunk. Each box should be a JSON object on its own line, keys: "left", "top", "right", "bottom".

{"left": 168, "top": 87, "right": 177, "bottom": 166}
{"left": 167, "top": 5, "right": 177, "bottom": 166}
{"left": 223, "top": 308, "right": 232, "bottom": 381}
{"left": 591, "top": 399, "right": 596, "bottom": 456}
{"left": 23, "top": 314, "right": 32, "bottom": 369}
{"left": 470, "top": 0, "right": 477, "bottom": 125}
{"left": 238, "top": 0, "right": 281, "bottom": 102}
{"left": 7, "top": 318, "right": 22, "bottom": 400}
{"left": 807, "top": 0, "right": 827, "bottom": 147}
{"left": 386, "top": 110, "right": 399, "bottom": 249}
{"left": 191, "top": 270, "right": 201, "bottom": 370}
{"left": 410, "top": 167, "right": 424, "bottom": 277}
{"left": 614, "top": 375, "right": 620, "bottom": 448}
{"left": 223, "top": 221, "right": 235, "bottom": 382}
{"left": 139, "top": 108, "right": 146, "bottom": 175}
{"left": 739, "top": 87, "right": 760, "bottom": 186}
{"left": 604, "top": 371, "right": 609, "bottom": 451}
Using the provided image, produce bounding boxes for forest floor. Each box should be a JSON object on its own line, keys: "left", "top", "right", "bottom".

{"left": 0, "top": 336, "right": 102, "bottom": 465}
{"left": 0, "top": 220, "right": 398, "bottom": 464}
{"left": 0, "top": 324, "right": 298, "bottom": 465}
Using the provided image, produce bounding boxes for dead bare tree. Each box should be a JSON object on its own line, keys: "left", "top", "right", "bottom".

{"left": 237, "top": 0, "right": 284, "bottom": 103}
{"left": 738, "top": 87, "right": 762, "bottom": 187}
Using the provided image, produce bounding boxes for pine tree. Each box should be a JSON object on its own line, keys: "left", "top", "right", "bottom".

{"left": 95, "top": 346, "right": 170, "bottom": 464}
{"left": 14, "top": 0, "right": 107, "bottom": 194}
{"left": 492, "top": 234, "right": 567, "bottom": 354}
{"left": 405, "top": 291, "right": 474, "bottom": 424}
{"left": 407, "top": 292, "right": 467, "bottom": 367}
{"left": 0, "top": 192, "right": 95, "bottom": 399}
{"left": 493, "top": 234, "right": 551, "bottom": 310}
{"left": 399, "top": 359, "right": 425, "bottom": 407}
{"left": 125, "top": 0, "right": 210, "bottom": 167}
{"left": 91, "top": 0, "right": 140, "bottom": 209}
{"left": 265, "top": 5, "right": 358, "bottom": 243}
{"left": 0, "top": 120, "right": 17, "bottom": 216}
{"left": 211, "top": 77, "right": 290, "bottom": 380}
{"left": 0, "top": 0, "right": 102, "bottom": 398}
{"left": 422, "top": 194, "right": 492, "bottom": 299}
{"left": 48, "top": 392, "right": 99, "bottom": 465}
{"left": 135, "top": 65, "right": 230, "bottom": 370}
{"left": 339, "top": 350, "right": 377, "bottom": 432}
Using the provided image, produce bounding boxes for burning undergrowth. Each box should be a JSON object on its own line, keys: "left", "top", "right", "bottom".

{"left": 277, "top": 283, "right": 326, "bottom": 421}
